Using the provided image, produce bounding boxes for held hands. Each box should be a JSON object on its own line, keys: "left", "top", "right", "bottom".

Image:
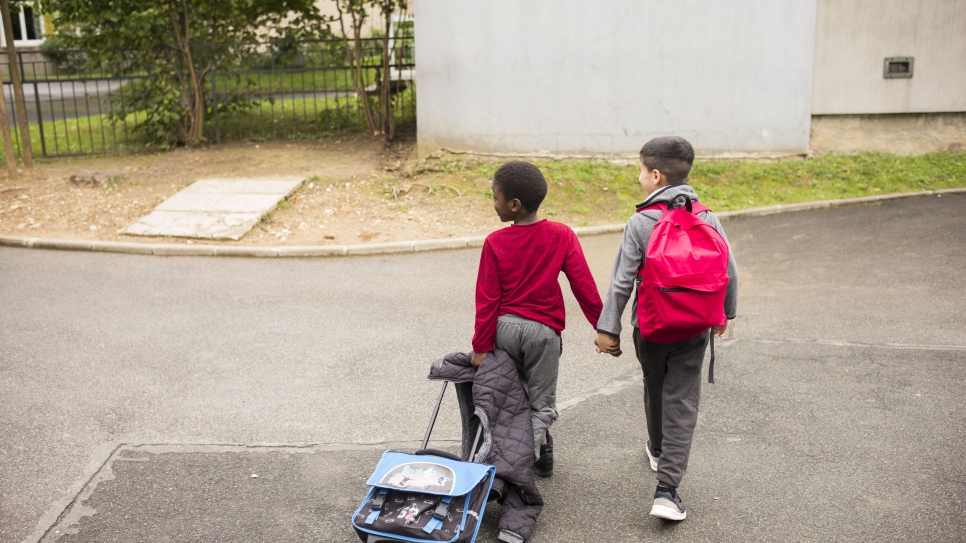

{"left": 595, "top": 332, "right": 622, "bottom": 357}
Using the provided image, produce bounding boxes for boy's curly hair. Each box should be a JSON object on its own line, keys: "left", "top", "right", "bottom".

{"left": 493, "top": 161, "right": 548, "bottom": 212}
{"left": 640, "top": 136, "right": 695, "bottom": 185}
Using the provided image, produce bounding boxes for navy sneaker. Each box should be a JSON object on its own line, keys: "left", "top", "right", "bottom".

{"left": 650, "top": 487, "right": 686, "bottom": 521}
{"left": 646, "top": 440, "right": 661, "bottom": 472}
{"left": 533, "top": 432, "right": 553, "bottom": 477}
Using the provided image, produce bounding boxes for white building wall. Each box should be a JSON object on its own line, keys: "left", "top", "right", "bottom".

{"left": 416, "top": 0, "right": 817, "bottom": 156}
{"left": 812, "top": 0, "right": 966, "bottom": 115}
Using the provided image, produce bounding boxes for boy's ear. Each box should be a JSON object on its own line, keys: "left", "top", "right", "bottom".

{"left": 509, "top": 197, "right": 524, "bottom": 212}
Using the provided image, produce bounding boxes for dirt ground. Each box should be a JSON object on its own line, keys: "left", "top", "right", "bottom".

{"left": 0, "top": 135, "right": 509, "bottom": 246}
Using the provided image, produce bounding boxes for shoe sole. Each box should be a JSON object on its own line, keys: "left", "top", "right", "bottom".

{"left": 650, "top": 504, "right": 686, "bottom": 521}
{"left": 645, "top": 448, "right": 658, "bottom": 472}
{"left": 532, "top": 467, "right": 553, "bottom": 477}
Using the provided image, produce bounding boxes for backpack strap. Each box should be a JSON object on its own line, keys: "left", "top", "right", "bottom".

{"left": 709, "top": 333, "right": 715, "bottom": 384}
{"left": 691, "top": 201, "right": 711, "bottom": 214}
{"left": 637, "top": 197, "right": 711, "bottom": 215}
{"left": 422, "top": 495, "right": 453, "bottom": 534}
{"left": 364, "top": 488, "right": 390, "bottom": 525}
{"left": 637, "top": 202, "right": 667, "bottom": 214}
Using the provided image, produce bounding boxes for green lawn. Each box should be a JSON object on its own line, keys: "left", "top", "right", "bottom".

{"left": 411, "top": 153, "right": 966, "bottom": 225}
{"left": 1, "top": 111, "right": 152, "bottom": 157}
{"left": 211, "top": 66, "right": 380, "bottom": 94}
{"left": 690, "top": 153, "right": 966, "bottom": 210}
{"left": 0, "top": 88, "right": 415, "bottom": 158}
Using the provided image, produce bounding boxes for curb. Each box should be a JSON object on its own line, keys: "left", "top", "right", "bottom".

{"left": 1, "top": 188, "right": 963, "bottom": 258}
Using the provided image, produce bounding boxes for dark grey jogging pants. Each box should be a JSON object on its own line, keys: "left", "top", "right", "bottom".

{"left": 633, "top": 328, "right": 710, "bottom": 488}
{"left": 496, "top": 313, "right": 562, "bottom": 459}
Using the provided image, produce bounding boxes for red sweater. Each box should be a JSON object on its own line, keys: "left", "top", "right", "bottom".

{"left": 473, "top": 220, "right": 603, "bottom": 353}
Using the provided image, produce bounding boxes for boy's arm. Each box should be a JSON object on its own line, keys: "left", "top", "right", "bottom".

{"left": 472, "top": 239, "right": 502, "bottom": 356}
{"left": 561, "top": 231, "right": 604, "bottom": 327}
{"left": 596, "top": 214, "right": 651, "bottom": 337}
{"left": 701, "top": 212, "right": 739, "bottom": 320}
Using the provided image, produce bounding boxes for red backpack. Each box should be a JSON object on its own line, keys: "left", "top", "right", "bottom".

{"left": 636, "top": 197, "right": 729, "bottom": 346}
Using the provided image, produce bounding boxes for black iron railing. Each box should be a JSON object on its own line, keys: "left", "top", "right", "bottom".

{"left": 0, "top": 37, "right": 415, "bottom": 159}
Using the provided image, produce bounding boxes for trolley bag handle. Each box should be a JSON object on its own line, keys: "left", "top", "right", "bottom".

{"left": 417, "top": 381, "right": 485, "bottom": 462}
{"left": 420, "top": 381, "right": 448, "bottom": 450}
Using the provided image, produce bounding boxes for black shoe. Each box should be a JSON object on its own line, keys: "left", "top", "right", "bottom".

{"left": 533, "top": 432, "right": 553, "bottom": 477}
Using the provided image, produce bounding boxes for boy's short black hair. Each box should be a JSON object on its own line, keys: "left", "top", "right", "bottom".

{"left": 493, "top": 161, "right": 548, "bottom": 212}
{"left": 639, "top": 136, "right": 695, "bottom": 185}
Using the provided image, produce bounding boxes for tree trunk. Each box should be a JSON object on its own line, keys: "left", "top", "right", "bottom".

{"left": 169, "top": 0, "right": 205, "bottom": 146}
{"left": 0, "top": 77, "right": 17, "bottom": 179}
{"left": 0, "top": 0, "right": 32, "bottom": 167}
{"left": 379, "top": 1, "right": 393, "bottom": 140}
{"left": 353, "top": 29, "right": 378, "bottom": 135}
{"left": 336, "top": 0, "right": 379, "bottom": 136}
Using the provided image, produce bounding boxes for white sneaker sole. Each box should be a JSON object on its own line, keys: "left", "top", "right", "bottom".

{"left": 650, "top": 503, "right": 686, "bottom": 521}
{"left": 645, "top": 448, "right": 658, "bottom": 472}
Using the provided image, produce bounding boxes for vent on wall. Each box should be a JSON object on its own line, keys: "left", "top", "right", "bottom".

{"left": 883, "top": 57, "right": 914, "bottom": 79}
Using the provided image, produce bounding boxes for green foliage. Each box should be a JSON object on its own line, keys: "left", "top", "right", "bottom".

{"left": 41, "top": 0, "right": 331, "bottom": 147}
{"left": 38, "top": 33, "right": 87, "bottom": 73}
{"left": 111, "top": 76, "right": 186, "bottom": 149}
{"left": 319, "top": 105, "right": 368, "bottom": 132}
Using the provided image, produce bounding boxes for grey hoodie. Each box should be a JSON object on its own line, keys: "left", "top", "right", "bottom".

{"left": 596, "top": 184, "right": 739, "bottom": 336}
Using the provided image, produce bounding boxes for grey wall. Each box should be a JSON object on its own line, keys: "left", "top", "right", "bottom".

{"left": 813, "top": 0, "right": 966, "bottom": 115}
{"left": 415, "top": 0, "right": 817, "bottom": 156}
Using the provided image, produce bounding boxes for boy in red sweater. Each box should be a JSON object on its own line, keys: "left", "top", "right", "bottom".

{"left": 471, "top": 161, "right": 604, "bottom": 477}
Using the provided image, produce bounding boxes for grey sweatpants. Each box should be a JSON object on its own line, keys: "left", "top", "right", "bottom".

{"left": 495, "top": 314, "right": 562, "bottom": 459}
{"left": 633, "top": 328, "right": 709, "bottom": 489}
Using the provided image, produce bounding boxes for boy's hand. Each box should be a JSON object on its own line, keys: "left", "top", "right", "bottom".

{"left": 470, "top": 351, "right": 488, "bottom": 368}
{"left": 595, "top": 332, "right": 622, "bottom": 357}
{"left": 713, "top": 322, "right": 730, "bottom": 338}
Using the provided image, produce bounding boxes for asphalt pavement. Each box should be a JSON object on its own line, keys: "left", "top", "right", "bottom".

{"left": 1, "top": 193, "right": 964, "bottom": 543}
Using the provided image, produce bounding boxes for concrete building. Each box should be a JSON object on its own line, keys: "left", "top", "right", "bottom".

{"left": 810, "top": 0, "right": 966, "bottom": 154}
{"left": 415, "top": 0, "right": 966, "bottom": 157}
{"left": 0, "top": 4, "right": 54, "bottom": 79}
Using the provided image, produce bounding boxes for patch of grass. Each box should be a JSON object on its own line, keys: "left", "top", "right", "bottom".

{"left": 408, "top": 153, "right": 966, "bottom": 226}
{"left": 211, "top": 68, "right": 367, "bottom": 95}
{"left": 0, "top": 87, "right": 416, "bottom": 162}
{"left": 690, "top": 153, "right": 966, "bottom": 211}
{"left": 277, "top": 200, "right": 292, "bottom": 209}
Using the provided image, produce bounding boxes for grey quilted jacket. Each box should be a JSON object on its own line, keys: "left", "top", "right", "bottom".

{"left": 428, "top": 350, "right": 544, "bottom": 543}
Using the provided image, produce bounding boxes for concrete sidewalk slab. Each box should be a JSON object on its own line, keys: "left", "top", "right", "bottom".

{"left": 124, "top": 177, "right": 303, "bottom": 240}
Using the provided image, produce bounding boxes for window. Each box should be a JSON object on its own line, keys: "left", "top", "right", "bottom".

{"left": 1, "top": 5, "right": 45, "bottom": 46}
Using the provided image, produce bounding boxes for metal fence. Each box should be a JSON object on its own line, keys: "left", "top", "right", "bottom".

{"left": 0, "top": 37, "right": 415, "bottom": 158}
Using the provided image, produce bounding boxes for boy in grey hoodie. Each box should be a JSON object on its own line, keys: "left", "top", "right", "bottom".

{"left": 595, "top": 136, "right": 738, "bottom": 522}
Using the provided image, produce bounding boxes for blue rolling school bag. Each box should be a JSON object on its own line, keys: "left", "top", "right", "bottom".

{"left": 352, "top": 381, "right": 495, "bottom": 543}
